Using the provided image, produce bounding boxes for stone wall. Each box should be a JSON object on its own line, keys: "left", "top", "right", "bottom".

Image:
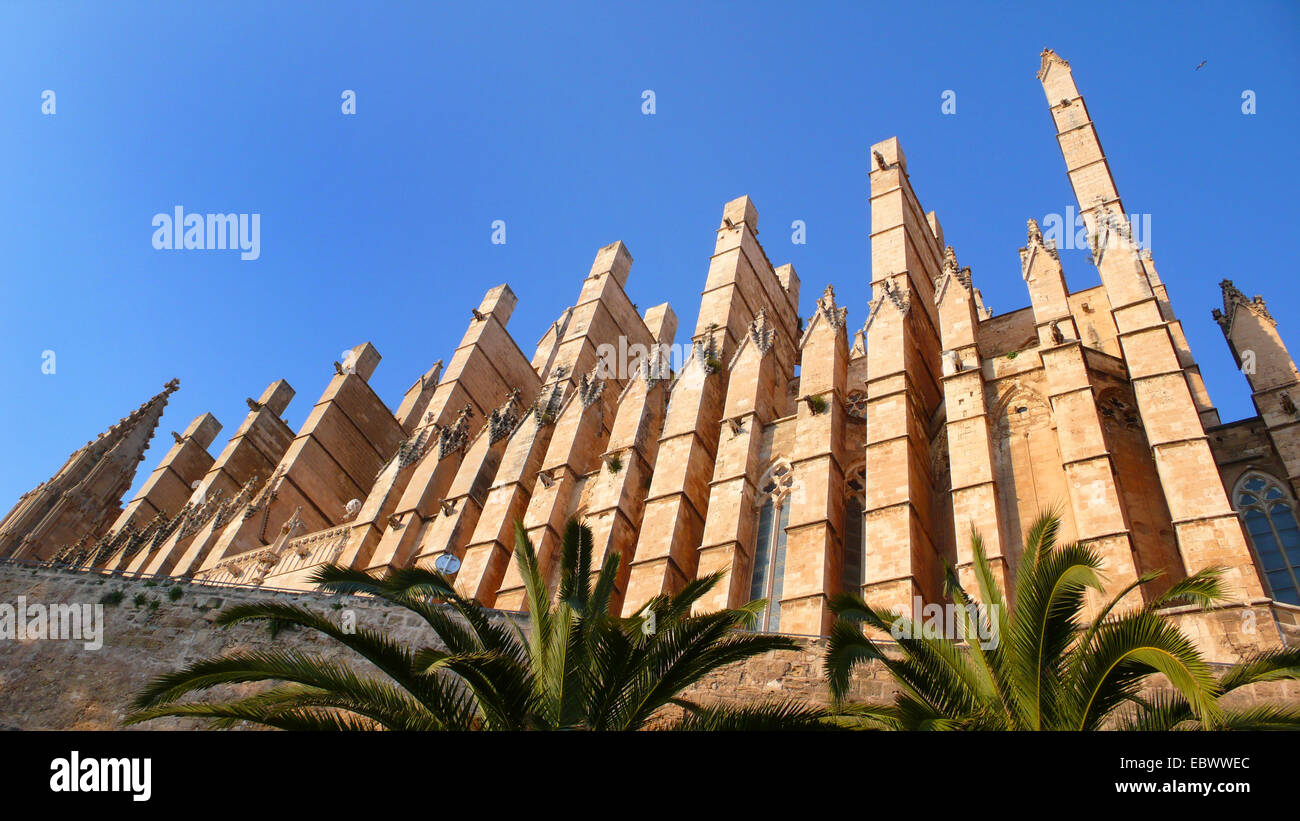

{"left": 0, "top": 563, "right": 1294, "bottom": 730}
{"left": 0, "top": 562, "right": 471, "bottom": 731}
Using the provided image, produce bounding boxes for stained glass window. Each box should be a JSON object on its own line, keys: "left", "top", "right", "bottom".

{"left": 1234, "top": 473, "right": 1300, "bottom": 606}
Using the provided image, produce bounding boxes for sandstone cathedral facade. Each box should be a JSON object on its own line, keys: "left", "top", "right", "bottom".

{"left": 3, "top": 50, "right": 1298, "bottom": 663}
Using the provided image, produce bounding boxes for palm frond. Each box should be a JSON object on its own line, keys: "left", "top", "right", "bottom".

{"left": 668, "top": 699, "right": 834, "bottom": 731}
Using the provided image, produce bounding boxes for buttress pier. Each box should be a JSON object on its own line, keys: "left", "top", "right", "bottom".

{"left": 4, "top": 49, "right": 1298, "bottom": 663}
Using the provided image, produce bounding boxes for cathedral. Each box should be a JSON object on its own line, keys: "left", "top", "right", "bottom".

{"left": 3, "top": 50, "right": 1298, "bottom": 663}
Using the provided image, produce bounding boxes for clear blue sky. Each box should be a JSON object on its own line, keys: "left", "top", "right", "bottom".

{"left": 2, "top": 1, "right": 1297, "bottom": 510}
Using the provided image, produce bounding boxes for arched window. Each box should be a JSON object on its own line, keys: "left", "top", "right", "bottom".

{"left": 1234, "top": 472, "right": 1300, "bottom": 606}
{"left": 843, "top": 466, "right": 865, "bottom": 595}
{"left": 749, "top": 462, "right": 793, "bottom": 632}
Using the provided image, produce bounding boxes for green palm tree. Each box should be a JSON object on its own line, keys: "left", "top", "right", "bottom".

{"left": 126, "top": 519, "right": 829, "bottom": 730}
{"left": 824, "top": 512, "right": 1300, "bottom": 730}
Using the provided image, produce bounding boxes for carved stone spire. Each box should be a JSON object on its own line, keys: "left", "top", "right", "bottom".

{"left": 694, "top": 325, "right": 721, "bottom": 374}
{"left": 578, "top": 366, "right": 606, "bottom": 408}
{"left": 941, "top": 246, "right": 959, "bottom": 278}
{"left": 533, "top": 379, "right": 566, "bottom": 425}
{"left": 0, "top": 379, "right": 180, "bottom": 560}
{"left": 487, "top": 389, "right": 522, "bottom": 443}
{"left": 437, "top": 404, "right": 475, "bottom": 458}
{"left": 1027, "top": 218, "right": 1043, "bottom": 246}
{"left": 816, "top": 284, "right": 848, "bottom": 330}
{"left": 749, "top": 307, "right": 776, "bottom": 354}
{"left": 883, "top": 278, "right": 910, "bottom": 313}
{"left": 1214, "top": 278, "right": 1275, "bottom": 333}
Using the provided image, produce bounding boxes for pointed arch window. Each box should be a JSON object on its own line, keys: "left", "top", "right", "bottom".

{"left": 843, "top": 466, "right": 865, "bottom": 595}
{"left": 750, "top": 462, "right": 793, "bottom": 632}
{"left": 1234, "top": 472, "right": 1300, "bottom": 606}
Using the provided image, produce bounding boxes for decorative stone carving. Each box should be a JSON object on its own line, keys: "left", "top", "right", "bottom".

{"left": 1027, "top": 218, "right": 1043, "bottom": 246}
{"left": 487, "top": 389, "right": 521, "bottom": 444}
{"left": 578, "top": 366, "right": 605, "bottom": 408}
{"left": 436, "top": 404, "right": 474, "bottom": 459}
{"left": 942, "top": 349, "right": 962, "bottom": 376}
{"left": 1214, "top": 278, "right": 1276, "bottom": 333}
{"left": 695, "top": 327, "right": 721, "bottom": 374}
{"left": 845, "top": 391, "right": 867, "bottom": 419}
{"left": 816, "top": 284, "right": 848, "bottom": 330}
{"left": 244, "top": 468, "right": 284, "bottom": 520}
{"left": 749, "top": 307, "right": 775, "bottom": 354}
{"left": 643, "top": 350, "right": 671, "bottom": 386}
{"left": 883, "top": 279, "right": 910, "bottom": 314}
{"left": 533, "top": 379, "right": 565, "bottom": 426}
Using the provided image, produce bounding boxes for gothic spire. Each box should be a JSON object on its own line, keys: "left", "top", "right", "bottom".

{"left": 0, "top": 379, "right": 179, "bottom": 560}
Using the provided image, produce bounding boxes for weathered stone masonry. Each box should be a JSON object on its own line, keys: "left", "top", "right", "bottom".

{"left": 0, "top": 563, "right": 1294, "bottom": 730}
{"left": 4, "top": 50, "right": 1300, "bottom": 668}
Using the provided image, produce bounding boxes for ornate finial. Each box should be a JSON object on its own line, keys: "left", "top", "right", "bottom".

{"left": 1087, "top": 203, "right": 1117, "bottom": 265}
{"left": 164, "top": 378, "right": 180, "bottom": 393}
{"left": 392, "top": 427, "right": 429, "bottom": 468}
{"left": 941, "top": 246, "right": 959, "bottom": 276}
{"left": 578, "top": 366, "right": 606, "bottom": 408}
{"left": 488, "top": 389, "right": 522, "bottom": 443}
{"left": 749, "top": 307, "right": 775, "bottom": 354}
{"left": 644, "top": 345, "right": 671, "bottom": 385}
{"left": 534, "top": 380, "right": 565, "bottom": 425}
{"left": 280, "top": 506, "right": 305, "bottom": 537}
{"left": 882, "top": 279, "right": 910, "bottom": 314}
{"left": 694, "top": 326, "right": 721, "bottom": 374}
{"left": 936, "top": 247, "right": 971, "bottom": 292}
{"left": 816, "top": 284, "right": 848, "bottom": 330}
{"left": 1027, "top": 218, "right": 1043, "bottom": 246}
{"left": 1214, "top": 278, "right": 1275, "bottom": 333}
{"left": 437, "top": 404, "right": 474, "bottom": 458}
